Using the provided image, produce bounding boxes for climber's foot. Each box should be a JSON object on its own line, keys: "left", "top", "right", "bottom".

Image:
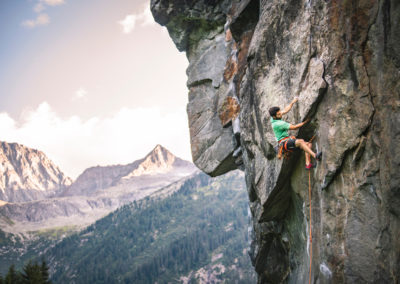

{"left": 233, "top": 147, "right": 242, "bottom": 158}
{"left": 222, "top": 121, "right": 232, "bottom": 128}
{"left": 235, "top": 156, "right": 244, "bottom": 167}
{"left": 305, "top": 163, "right": 316, "bottom": 170}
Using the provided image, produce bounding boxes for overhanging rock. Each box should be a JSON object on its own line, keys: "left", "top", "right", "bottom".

{"left": 152, "top": 0, "right": 400, "bottom": 282}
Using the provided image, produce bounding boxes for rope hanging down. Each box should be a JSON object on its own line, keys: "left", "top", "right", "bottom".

{"left": 308, "top": 135, "right": 315, "bottom": 284}
{"left": 308, "top": 170, "right": 312, "bottom": 284}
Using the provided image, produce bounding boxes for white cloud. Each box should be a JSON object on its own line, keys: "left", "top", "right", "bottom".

{"left": 118, "top": 15, "right": 137, "bottom": 34}
{"left": 27, "top": 0, "right": 65, "bottom": 26}
{"left": 0, "top": 113, "right": 16, "bottom": 132}
{"left": 118, "top": 4, "right": 155, "bottom": 34}
{"left": 33, "top": 0, "right": 64, "bottom": 13}
{"left": 34, "top": 3, "right": 45, "bottom": 13}
{"left": 22, "top": 13, "right": 50, "bottom": 28}
{"left": 41, "top": 0, "right": 65, "bottom": 6}
{"left": 140, "top": 4, "right": 156, "bottom": 27}
{"left": 0, "top": 102, "right": 191, "bottom": 179}
{"left": 74, "top": 88, "right": 88, "bottom": 100}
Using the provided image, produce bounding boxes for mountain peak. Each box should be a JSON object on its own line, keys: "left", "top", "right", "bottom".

{"left": 138, "top": 145, "right": 176, "bottom": 173}
{"left": 153, "top": 144, "right": 165, "bottom": 151}
{"left": 0, "top": 141, "right": 72, "bottom": 202}
{"left": 124, "top": 145, "right": 183, "bottom": 177}
{"left": 147, "top": 144, "right": 175, "bottom": 162}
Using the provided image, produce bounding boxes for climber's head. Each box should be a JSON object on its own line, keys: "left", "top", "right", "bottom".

{"left": 269, "top": 106, "right": 282, "bottom": 119}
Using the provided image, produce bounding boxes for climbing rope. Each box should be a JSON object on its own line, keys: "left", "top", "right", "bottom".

{"left": 308, "top": 170, "right": 312, "bottom": 284}
{"left": 308, "top": 135, "right": 315, "bottom": 284}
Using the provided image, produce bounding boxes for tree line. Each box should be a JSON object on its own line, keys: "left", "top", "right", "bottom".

{"left": 47, "top": 172, "right": 255, "bottom": 283}
{"left": 1, "top": 260, "right": 51, "bottom": 284}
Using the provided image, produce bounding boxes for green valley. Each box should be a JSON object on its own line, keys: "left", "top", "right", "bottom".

{"left": 2, "top": 171, "right": 256, "bottom": 283}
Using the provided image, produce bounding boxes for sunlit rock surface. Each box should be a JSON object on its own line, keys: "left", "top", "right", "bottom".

{"left": 0, "top": 141, "right": 72, "bottom": 203}
{"left": 152, "top": 0, "right": 400, "bottom": 282}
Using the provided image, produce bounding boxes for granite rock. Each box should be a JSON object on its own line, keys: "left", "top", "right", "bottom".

{"left": 152, "top": 0, "right": 400, "bottom": 282}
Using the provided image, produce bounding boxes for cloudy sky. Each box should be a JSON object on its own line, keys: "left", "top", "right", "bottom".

{"left": 0, "top": 0, "right": 190, "bottom": 178}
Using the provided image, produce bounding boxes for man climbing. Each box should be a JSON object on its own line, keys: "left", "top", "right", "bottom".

{"left": 269, "top": 97, "right": 322, "bottom": 169}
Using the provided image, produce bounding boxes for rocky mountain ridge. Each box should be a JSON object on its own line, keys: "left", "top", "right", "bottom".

{"left": 0, "top": 141, "right": 72, "bottom": 203}
{"left": 0, "top": 143, "right": 197, "bottom": 233}
{"left": 151, "top": 1, "right": 399, "bottom": 283}
{"left": 60, "top": 144, "right": 194, "bottom": 197}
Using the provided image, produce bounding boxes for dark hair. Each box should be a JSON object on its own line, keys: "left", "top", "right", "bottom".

{"left": 269, "top": 106, "right": 280, "bottom": 117}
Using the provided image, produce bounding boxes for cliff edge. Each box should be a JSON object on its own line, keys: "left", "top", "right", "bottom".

{"left": 152, "top": 0, "right": 399, "bottom": 282}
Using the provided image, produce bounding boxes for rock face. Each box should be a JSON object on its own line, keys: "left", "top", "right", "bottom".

{"left": 152, "top": 0, "right": 249, "bottom": 177}
{"left": 152, "top": 0, "right": 400, "bottom": 283}
{"left": 0, "top": 141, "right": 72, "bottom": 202}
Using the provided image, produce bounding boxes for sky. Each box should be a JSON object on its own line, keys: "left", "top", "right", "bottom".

{"left": 0, "top": 0, "right": 191, "bottom": 179}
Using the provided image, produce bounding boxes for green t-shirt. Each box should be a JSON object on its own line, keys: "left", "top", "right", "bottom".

{"left": 271, "top": 117, "right": 290, "bottom": 141}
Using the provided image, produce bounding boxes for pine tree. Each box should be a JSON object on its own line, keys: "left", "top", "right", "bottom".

{"left": 5, "top": 264, "right": 21, "bottom": 284}
{"left": 40, "top": 260, "right": 51, "bottom": 284}
{"left": 0, "top": 273, "right": 3, "bottom": 284}
{"left": 21, "top": 260, "right": 43, "bottom": 284}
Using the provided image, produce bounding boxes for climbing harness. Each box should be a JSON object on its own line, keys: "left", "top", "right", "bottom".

{"left": 277, "top": 135, "right": 296, "bottom": 159}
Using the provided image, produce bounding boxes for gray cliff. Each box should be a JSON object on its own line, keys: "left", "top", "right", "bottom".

{"left": 151, "top": 0, "right": 399, "bottom": 283}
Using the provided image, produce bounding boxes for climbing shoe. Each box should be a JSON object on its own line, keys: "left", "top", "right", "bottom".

{"left": 235, "top": 156, "right": 244, "bottom": 167}
{"left": 233, "top": 147, "right": 242, "bottom": 158}
{"left": 305, "top": 163, "right": 316, "bottom": 170}
{"left": 316, "top": 152, "right": 322, "bottom": 161}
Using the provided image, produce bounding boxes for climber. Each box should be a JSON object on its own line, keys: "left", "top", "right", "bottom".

{"left": 269, "top": 97, "right": 322, "bottom": 169}
{"left": 231, "top": 96, "right": 242, "bottom": 160}
{"left": 219, "top": 94, "right": 242, "bottom": 164}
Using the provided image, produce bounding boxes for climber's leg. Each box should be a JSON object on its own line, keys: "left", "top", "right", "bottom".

{"left": 304, "top": 142, "right": 318, "bottom": 170}
{"left": 305, "top": 142, "right": 311, "bottom": 165}
{"left": 232, "top": 117, "right": 242, "bottom": 158}
{"left": 296, "top": 139, "right": 316, "bottom": 158}
{"left": 234, "top": 132, "right": 240, "bottom": 147}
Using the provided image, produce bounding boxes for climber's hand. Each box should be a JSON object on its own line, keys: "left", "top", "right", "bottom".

{"left": 282, "top": 97, "right": 299, "bottom": 115}
{"left": 290, "top": 119, "right": 310, "bottom": 130}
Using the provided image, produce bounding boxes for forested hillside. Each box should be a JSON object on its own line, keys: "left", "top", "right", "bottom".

{"left": 45, "top": 171, "right": 256, "bottom": 283}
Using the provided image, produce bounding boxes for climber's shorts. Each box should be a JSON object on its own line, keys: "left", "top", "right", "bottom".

{"left": 285, "top": 138, "right": 297, "bottom": 151}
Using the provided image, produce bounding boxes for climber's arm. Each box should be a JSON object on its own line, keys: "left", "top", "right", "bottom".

{"left": 289, "top": 118, "right": 310, "bottom": 130}
{"left": 281, "top": 97, "right": 298, "bottom": 115}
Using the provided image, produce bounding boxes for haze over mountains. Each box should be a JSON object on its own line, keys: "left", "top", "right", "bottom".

{"left": 0, "top": 141, "right": 197, "bottom": 233}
